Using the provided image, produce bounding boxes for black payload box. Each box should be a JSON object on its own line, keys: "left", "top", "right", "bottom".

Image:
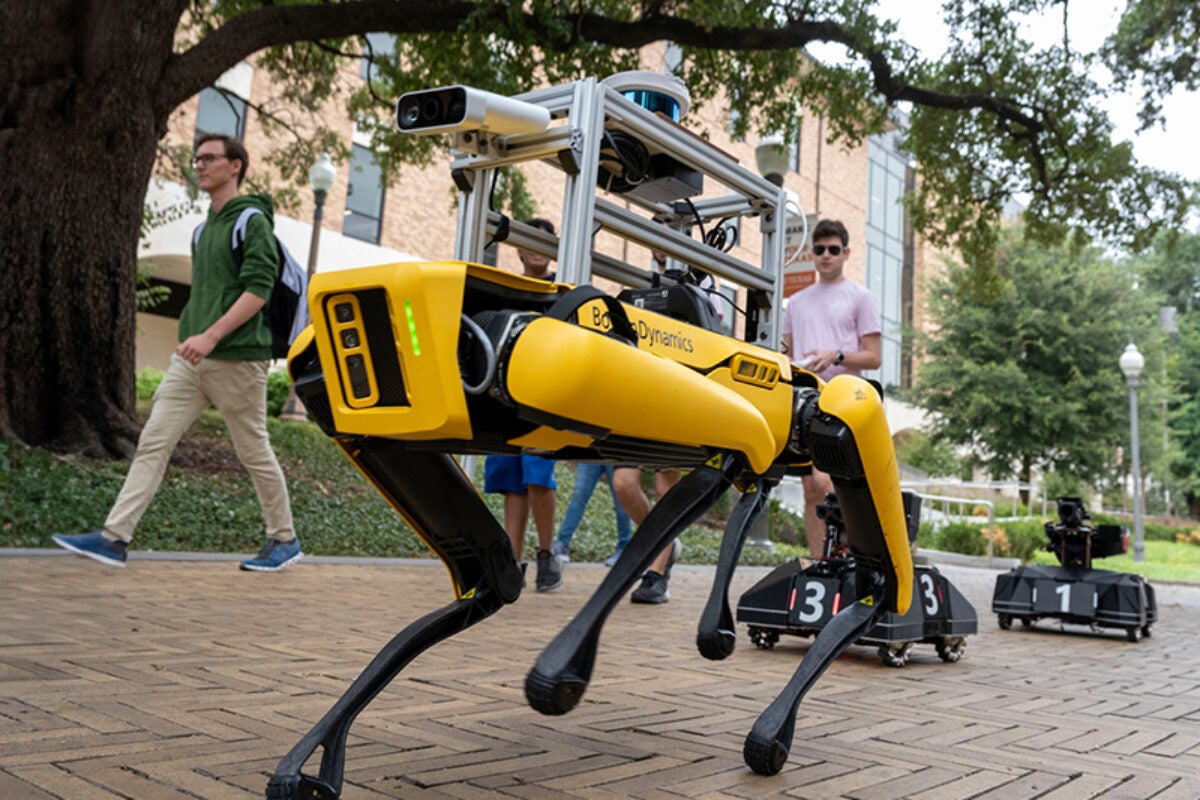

{"left": 992, "top": 497, "right": 1157, "bottom": 641}
{"left": 737, "top": 491, "right": 977, "bottom": 667}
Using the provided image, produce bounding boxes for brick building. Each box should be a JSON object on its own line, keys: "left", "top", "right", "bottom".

{"left": 137, "top": 43, "right": 936, "bottom": 432}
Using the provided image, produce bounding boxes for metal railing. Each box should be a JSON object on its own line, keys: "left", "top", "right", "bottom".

{"left": 901, "top": 489, "right": 997, "bottom": 567}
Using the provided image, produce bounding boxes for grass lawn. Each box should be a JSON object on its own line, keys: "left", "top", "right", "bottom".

{"left": 5, "top": 408, "right": 1198, "bottom": 583}
{"left": 0, "top": 409, "right": 804, "bottom": 567}
{"left": 1029, "top": 539, "right": 1200, "bottom": 584}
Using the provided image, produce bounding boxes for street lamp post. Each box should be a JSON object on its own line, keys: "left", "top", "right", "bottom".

{"left": 738, "top": 135, "right": 794, "bottom": 553}
{"left": 280, "top": 153, "right": 337, "bottom": 421}
{"left": 306, "top": 152, "right": 337, "bottom": 278}
{"left": 1119, "top": 343, "right": 1145, "bottom": 562}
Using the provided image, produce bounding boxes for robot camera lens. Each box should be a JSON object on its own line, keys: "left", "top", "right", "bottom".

{"left": 334, "top": 302, "right": 355, "bottom": 322}
{"left": 398, "top": 97, "right": 420, "bottom": 128}
{"left": 341, "top": 330, "right": 360, "bottom": 348}
{"left": 421, "top": 97, "right": 442, "bottom": 122}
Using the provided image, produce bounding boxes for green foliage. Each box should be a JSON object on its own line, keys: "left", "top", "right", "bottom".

{"left": 0, "top": 421, "right": 814, "bottom": 568}
{"left": 935, "top": 522, "right": 988, "bottom": 557}
{"left": 136, "top": 367, "right": 166, "bottom": 401}
{"left": 1041, "top": 468, "right": 1091, "bottom": 502}
{"left": 267, "top": 370, "right": 291, "bottom": 418}
{"left": 904, "top": 224, "right": 1163, "bottom": 485}
{"left": 1002, "top": 519, "right": 1048, "bottom": 563}
{"left": 894, "top": 429, "right": 962, "bottom": 477}
{"left": 1130, "top": 231, "right": 1200, "bottom": 515}
{"left": 173, "top": 0, "right": 1195, "bottom": 280}
{"left": 1103, "top": 0, "right": 1200, "bottom": 128}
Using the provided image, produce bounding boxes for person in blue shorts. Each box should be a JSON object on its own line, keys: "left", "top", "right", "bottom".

{"left": 484, "top": 217, "right": 562, "bottom": 592}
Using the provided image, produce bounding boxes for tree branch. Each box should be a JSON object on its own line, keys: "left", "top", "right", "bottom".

{"left": 161, "top": 2, "right": 1049, "bottom": 134}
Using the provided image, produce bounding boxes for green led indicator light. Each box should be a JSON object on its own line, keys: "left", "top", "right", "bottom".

{"left": 404, "top": 300, "right": 421, "bottom": 355}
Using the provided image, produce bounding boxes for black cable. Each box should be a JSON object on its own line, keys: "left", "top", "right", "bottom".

{"left": 482, "top": 171, "right": 510, "bottom": 251}
{"left": 597, "top": 130, "right": 651, "bottom": 194}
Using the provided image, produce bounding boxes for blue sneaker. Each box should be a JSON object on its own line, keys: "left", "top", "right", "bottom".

{"left": 240, "top": 538, "right": 303, "bottom": 572}
{"left": 52, "top": 530, "right": 128, "bottom": 567}
{"left": 604, "top": 548, "right": 624, "bottom": 567}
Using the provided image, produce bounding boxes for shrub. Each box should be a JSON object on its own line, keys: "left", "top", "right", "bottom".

{"left": 1002, "top": 519, "right": 1048, "bottom": 562}
{"left": 767, "top": 498, "right": 803, "bottom": 545}
{"left": 936, "top": 522, "right": 987, "bottom": 556}
{"left": 1173, "top": 530, "right": 1200, "bottom": 547}
{"left": 136, "top": 366, "right": 165, "bottom": 400}
{"left": 267, "top": 369, "right": 291, "bottom": 417}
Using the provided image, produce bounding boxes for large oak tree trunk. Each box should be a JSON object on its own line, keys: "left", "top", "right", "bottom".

{"left": 0, "top": 1, "right": 181, "bottom": 457}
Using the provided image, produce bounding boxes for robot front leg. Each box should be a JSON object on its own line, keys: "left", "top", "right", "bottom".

{"left": 268, "top": 448, "right": 519, "bottom": 799}
{"left": 696, "top": 479, "right": 773, "bottom": 661}
{"left": 267, "top": 593, "right": 506, "bottom": 800}
{"left": 524, "top": 452, "right": 743, "bottom": 715}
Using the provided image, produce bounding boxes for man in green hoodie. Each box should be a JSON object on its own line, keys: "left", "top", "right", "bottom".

{"left": 53, "top": 134, "right": 301, "bottom": 571}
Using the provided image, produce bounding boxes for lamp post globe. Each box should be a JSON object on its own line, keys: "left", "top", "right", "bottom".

{"left": 1120, "top": 343, "right": 1145, "bottom": 562}
{"left": 754, "top": 133, "right": 789, "bottom": 188}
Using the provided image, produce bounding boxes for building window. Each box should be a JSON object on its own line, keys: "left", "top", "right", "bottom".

{"left": 664, "top": 41, "right": 684, "bottom": 76}
{"left": 194, "top": 87, "right": 247, "bottom": 146}
{"left": 865, "top": 131, "right": 912, "bottom": 390}
{"left": 360, "top": 32, "right": 395, "bottom": 81}
{"left": 344, "top": 144, "right": 385, "bottom": 244}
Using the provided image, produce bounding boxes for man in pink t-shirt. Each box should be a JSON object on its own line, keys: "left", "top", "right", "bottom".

{"left": 781, "top": 219, "right": 882, "bottom": 558}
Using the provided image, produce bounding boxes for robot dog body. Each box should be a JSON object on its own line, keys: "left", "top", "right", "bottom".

{"left": 268, "top": 75, "right": 913, "bottom": 798}
{"left": 269, "top": 259, "right": 913, "bottom": 797}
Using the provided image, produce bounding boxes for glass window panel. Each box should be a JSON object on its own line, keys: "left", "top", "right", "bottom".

{"left": 883, "top": 255, "right": 902, "bottom": 322}
{"left": 361, "top": 33, "right": 395, "bottom": 81}
{"left": 886, "top": 171, "right": 903, "bottom": 235}
{"left": 344, "top": 144, "right": 386, "bottom": 244}
{"left": 194, "top": 88, "right": 246, "bottom": 144}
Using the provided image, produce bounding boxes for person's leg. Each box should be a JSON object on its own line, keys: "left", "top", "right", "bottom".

{"left": 522, "top": 455, "right": 562, "bottom": 592}
{"left": 504, "top": 492, "right": 531, "bottom": 560}
{"left": 529, "top": 485, "right": 556, "bottom": 553}
{"left": 613, "top": 467, "right": 650, "bottom": 524}
{"left": 207, "top": 359, "right": 295, "bottom": 543}
{"left": 557, "top": 462, "right": 603, "bottom": 550}
{"left": 803, "top": 469, "right": 835, "bottom": 558}
{"left": 103, "top": 356, "right": 212, "bottom": 542}
{"left": 645, "top": 469, "right": 683, "bottom": 574}
{"left": 602, "top": 465, "right": 633, "bottom": 552}
{"left": 484, "top": 456, "right": 529, "bottom": 558}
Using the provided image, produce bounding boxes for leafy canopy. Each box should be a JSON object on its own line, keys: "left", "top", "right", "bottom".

{"left": 172, "top": 0, "right": 1195, "bottom": 273}
{"left": 905, "top": 225, "right": 1162, "bottom": 483}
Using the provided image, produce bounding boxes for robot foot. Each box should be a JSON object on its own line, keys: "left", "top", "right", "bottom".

{"left": 696, "top": 480, "right": 772, "bottom": 661}
{"left": 743, "top": 595, "right": 884, "bottom": 775}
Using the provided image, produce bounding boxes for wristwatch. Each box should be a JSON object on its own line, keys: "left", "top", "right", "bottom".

{"left": 835, "top": 350, "right": 845, "bottom": 365}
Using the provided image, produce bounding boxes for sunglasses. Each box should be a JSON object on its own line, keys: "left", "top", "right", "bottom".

{"left": 812, "top": 244, "right": 843, "bottom": 256}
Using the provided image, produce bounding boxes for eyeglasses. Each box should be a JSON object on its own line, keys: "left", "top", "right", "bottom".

{"left": 192, "top": 154, "right": 228, "bottom": 167}
{"left": 812, "top": 244, "right": 843, "bottom": 256}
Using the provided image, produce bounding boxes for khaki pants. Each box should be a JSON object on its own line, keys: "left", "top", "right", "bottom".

{"left": 104, "top": 355, "right": 294, "bottom": 543}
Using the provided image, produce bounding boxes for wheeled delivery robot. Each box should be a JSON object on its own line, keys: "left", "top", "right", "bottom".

{"left": 738, "top": 492, "right": 977, "bottom": 666}
{"left": 992, "top": 497, "right": 1157, "bottom": 642}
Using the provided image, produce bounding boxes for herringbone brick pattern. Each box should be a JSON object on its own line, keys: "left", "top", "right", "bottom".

{"left": 2, "top": 554, "right": 1197, "bottom": 799}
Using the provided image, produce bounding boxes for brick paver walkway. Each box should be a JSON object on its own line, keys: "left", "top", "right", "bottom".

{"left": 2, "top": 553, "right": 1198, "bottom": 799}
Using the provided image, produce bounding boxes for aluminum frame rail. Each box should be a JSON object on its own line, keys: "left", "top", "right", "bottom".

{"left": 446, "top": 77, "right": 788, "bottom": 348}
